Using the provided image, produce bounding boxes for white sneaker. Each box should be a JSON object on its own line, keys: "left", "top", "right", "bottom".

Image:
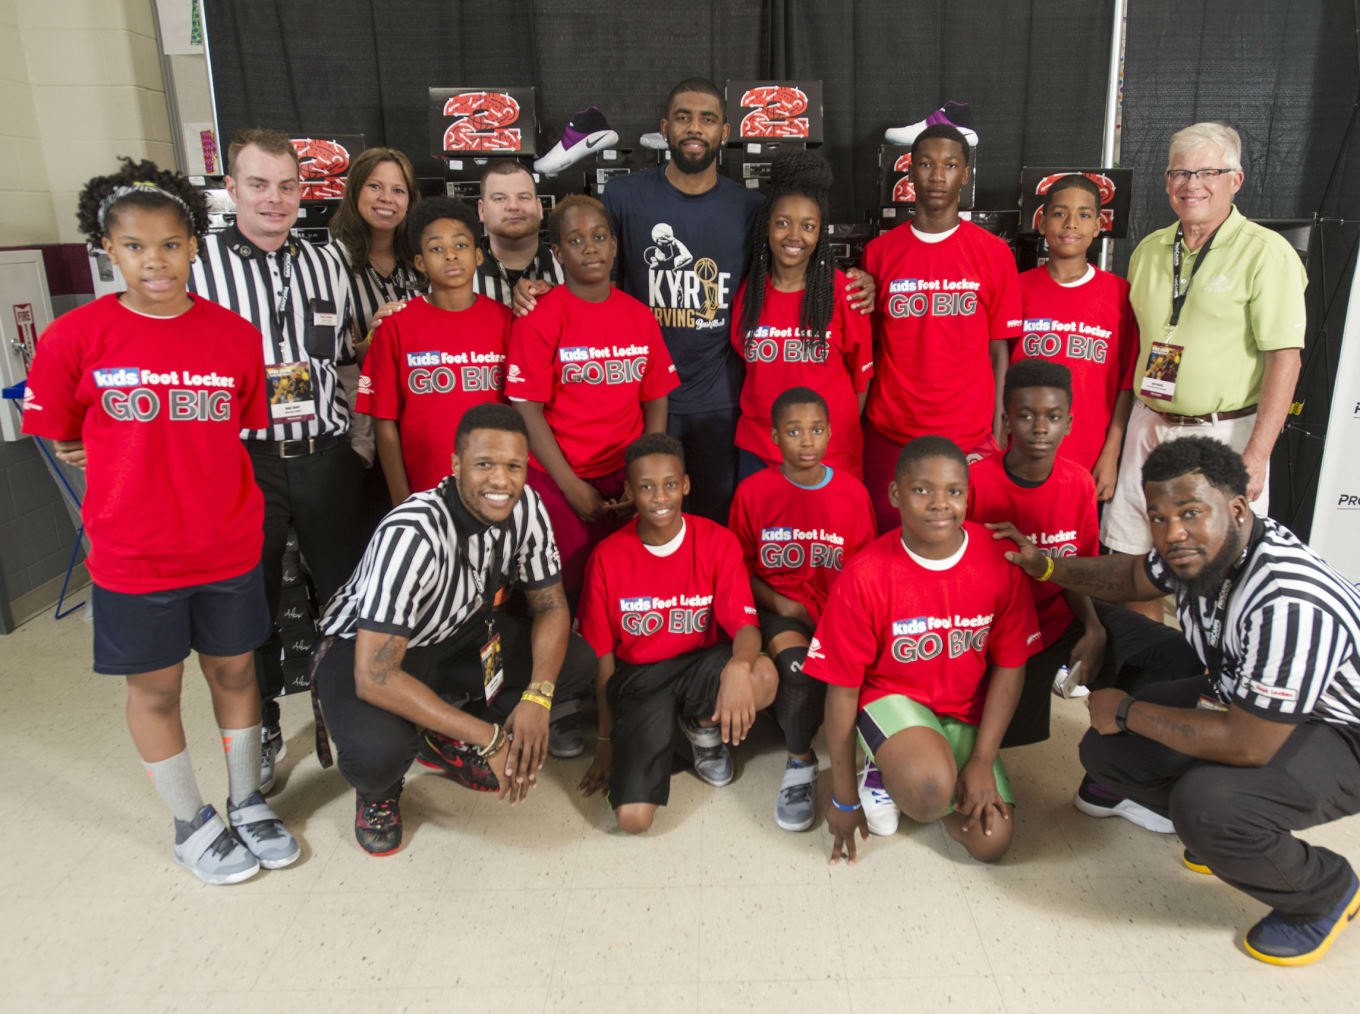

{"left": 533, "top": 106, "right": 619, "bottom": 174}
{"left": 858, "top": 760, "right": 899, "bottom": 835}
{"left": 884, "top": 100, "right": 979, "bottom": 147}
{"left": 639, "top": 131, "right": 669, "bottom": 150}
{"left": 1073, "top": 776, "right": 1175, "bottom": 834}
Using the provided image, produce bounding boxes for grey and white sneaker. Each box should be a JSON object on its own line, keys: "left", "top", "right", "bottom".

{"left": 259, "top": 720, "right": 285, "bottom": 795}
{"left": 172, "top": 804, "right": 260, "bottom": 886}
{"left": 228, "top": 790, "right": 301, "bottom": 869}
{"left": 678, "top": 717, "right": 734, "bottom": 787}
{"left": 774, "top": 753, "right": 818, "bottom": 831}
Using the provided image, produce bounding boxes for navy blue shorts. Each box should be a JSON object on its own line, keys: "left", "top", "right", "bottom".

{"left": 91, "top": 564, "right": 271, "bottom": 676}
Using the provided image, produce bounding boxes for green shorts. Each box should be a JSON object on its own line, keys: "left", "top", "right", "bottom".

{"left": 857, "top": 694, "right": 1014, "bottom": 808}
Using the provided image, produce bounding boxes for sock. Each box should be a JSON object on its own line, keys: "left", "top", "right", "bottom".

{"left": 221, "top": 724, "right": 262, "bottom": 806}
{"left": 145, "top": 749, "right": 205, "bottom": 824}
{"left": 773, "top": 646, "right": 825, "bottom": 756}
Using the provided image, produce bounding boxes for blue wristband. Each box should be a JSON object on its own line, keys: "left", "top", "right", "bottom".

{"left": 830, "top": 795, "right": 862, "bottom": 812}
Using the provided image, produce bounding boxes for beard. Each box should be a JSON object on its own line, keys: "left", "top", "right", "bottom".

{"left": 669, "top": 139, "right": 718, "bottom": 175}
{"left": 1186, "top": 524, "right": 1246, "bottom": 598}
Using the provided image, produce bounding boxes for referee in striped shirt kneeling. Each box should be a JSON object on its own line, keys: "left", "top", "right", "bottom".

{"left": 311, "top": 403, "right": 594, "bottom": 856}
{"left": 994, "top": 436, "right": 1360, "bottom": 967}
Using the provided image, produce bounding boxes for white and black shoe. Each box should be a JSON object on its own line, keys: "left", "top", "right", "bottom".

{"left": 534, "top": 106, "right": 619, "bottom": 174}
{"left": 1073, "top": 775, "right": 1175, "bottom": 834}
{"left": 884, "top": 99, "right": 979, "bottom": 146}
{"left": 639, "top": 131, "right": 669, "bottom": 151}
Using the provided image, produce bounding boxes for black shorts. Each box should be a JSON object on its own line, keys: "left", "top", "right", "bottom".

{"left": 756, "top": 607, "right": 813, "bottom": 645}
{"left": 1003, "top": 599, "right": 1205, "bottom": 748}
{"left": 91, "top": 563, "right": 271, "bottom": 676}
{"left": 606, "top": 642, "right": 732, "bottom": 808}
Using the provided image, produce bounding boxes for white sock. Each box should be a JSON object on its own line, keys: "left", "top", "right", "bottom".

{"left": 145, "top": 749, "right": 204, "bottom": 823}
{"left": 221, "top": 725, "right": 262, "bottom": 806}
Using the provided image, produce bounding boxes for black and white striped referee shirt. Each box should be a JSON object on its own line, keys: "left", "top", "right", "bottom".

{"left": 1146, "top": 517, "right": 1360, "bottom": 728}
{"left": 471, "top": 235, "right": 564, "bottom": 307}
{"left": 332, "top": 240, "right": 425, "bottom": 335}
{"left": 320, "top": 477, "right": 561, "bottom": 647}
{"left": 190, "top": 225, "right": 355, "bottom": 441}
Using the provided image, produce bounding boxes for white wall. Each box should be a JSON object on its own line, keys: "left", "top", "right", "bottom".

{"left": 0, "top": 0, "right": 172, "bottom": 246}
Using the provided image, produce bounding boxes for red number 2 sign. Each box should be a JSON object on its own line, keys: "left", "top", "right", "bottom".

{"left": 739, "top": 85, "right": 810, "bottom": 138}
{"left": 442, "top": 91, "right": 522, "bottom": 152}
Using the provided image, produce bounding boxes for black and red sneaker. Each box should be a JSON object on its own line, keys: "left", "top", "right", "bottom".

{"left": 354, "top": 785, "right": 402, "bottom": 856}
{"left": 416, "top": 730, "right": 499, "bottom": 792}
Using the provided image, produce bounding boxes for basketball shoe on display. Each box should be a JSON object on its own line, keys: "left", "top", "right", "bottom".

{"left": 534, "top": 106, "right": 620, "bottom": 173}
{"left": 884, "top": 100, "right": 979, "bottom": 146}
{"left": 639, "top": 131, "right": 669, "bottom": 150}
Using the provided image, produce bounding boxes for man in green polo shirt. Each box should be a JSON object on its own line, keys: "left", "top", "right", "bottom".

{"left": 1102, "top": 122, "right": 1305, "bottom": 619}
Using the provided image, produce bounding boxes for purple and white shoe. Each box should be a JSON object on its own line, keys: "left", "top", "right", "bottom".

{"left": 884, "top": 100, "right": 979, "bottom": 146}
{"left": 534, "top": 106, "right": 619, "bottom": 174}
{"left": 859, "top": 759, "right": 899, "bottom": 835}
{"left": 1072, "top": 775, "right": 1175, "bottom": 834}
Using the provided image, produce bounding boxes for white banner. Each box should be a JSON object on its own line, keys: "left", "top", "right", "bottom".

{"left": 1308, "top": 244, "right": 1360, "bottom": 582}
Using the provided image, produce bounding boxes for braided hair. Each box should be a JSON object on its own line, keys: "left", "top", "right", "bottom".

{"left": 739, "top": 149, "right": 836, "bottom": 361}
{"left": 76, "top": 157, "right": 208, "bottom": 246}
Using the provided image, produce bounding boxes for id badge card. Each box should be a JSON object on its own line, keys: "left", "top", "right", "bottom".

{"left": 265, "top": 362, "right": 318, "bottom": 422}
{"left": 1138, "top": 333, "right": 1184, "bottom": 402}
{"left": 480, "top": 630, "right": 504, "bottom": 703}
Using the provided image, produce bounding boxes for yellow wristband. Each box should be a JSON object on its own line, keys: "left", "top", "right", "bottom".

{"left": 1036, "top": 555, "right": 1055, "bottom": 582}
{"left": 520, "top": 692, "right": 552, "bottom": 711}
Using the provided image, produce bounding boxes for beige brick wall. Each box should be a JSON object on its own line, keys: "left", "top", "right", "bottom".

{"left": 0, "top": 0, "right": 172, "bottom": 246}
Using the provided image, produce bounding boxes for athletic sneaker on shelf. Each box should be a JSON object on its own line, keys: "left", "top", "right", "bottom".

{"left": 172, "top": 804, "right": 259, "bottom": 885}
{"left": 259, "top": 709, "right": 285, "bottom": 795}
{"left": 678, "top": 716, "right": 734, "bottom": 787}
{"left": 1072, "top": 774, "right": 1175, "bottom": 834}
{"left": 858, "top": 759, "right": 899, "bottom": 835}
{"left": 534, "top": 106, "right": 620, "bottom": 174}
{"left": 227, "top": 790, "right": 301, "bottom": 869}
{"left": 884, "top": 99, "right": 979, "bottom": 146}
{"left": 639, "top": 131, "right": 669, "bottom": 150}
{"left": 774, "top": 752, "right": 818, "bottom": 831}
{"left": 416, "top": 730, "right": 499, "bottom": 792}
{"left": 354, "top": 782, "right": 403, "bottom": 856}
{"left": 1182, "top": 848, "right": 1213, "bottom": 875}
{"left": 548, "top": 710, "right": 585, "bottom": 759}
{"left": 1243, "top": 873, "right": 1360, "bottom": 967}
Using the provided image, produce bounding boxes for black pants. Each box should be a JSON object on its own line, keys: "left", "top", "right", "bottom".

{"left": 1080, "top": 675, "right": 1360, "bottom": 920}
{"left": 248, "top": 440, "right": 368, "bottom": 701}
{"left": 668, "top": 408, "right": 739, "bottom": 524}
{"left": 314, "top": 614, "right": 596, "bottom": 800}
{"left": 1005, "top": 599, "right": 1205, "bottom": 748}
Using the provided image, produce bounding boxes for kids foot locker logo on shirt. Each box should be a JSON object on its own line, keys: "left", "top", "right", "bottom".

{"left": 886, "top": 279, "right": 979, "bottom": 319}
{"left": 890, "top": 613, "right": 993, "bottom": 663}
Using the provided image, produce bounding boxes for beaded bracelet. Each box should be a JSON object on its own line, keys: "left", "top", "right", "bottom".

{"left": 830, "top": 795, "right": 862, "bottom": 812}
{"left": 475, "top": 723, "right": 505, "bottom": 758}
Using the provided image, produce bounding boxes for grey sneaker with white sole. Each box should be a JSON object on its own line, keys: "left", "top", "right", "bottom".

{"left": 228, "top": 790, "right": 301, "bottom": 868}
{"left": 172, "top": 805, "right": 260, "bottom": 885}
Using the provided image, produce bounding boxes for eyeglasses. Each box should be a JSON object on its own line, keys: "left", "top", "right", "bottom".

{"left": 1165, "top": 168, "right": 1237, "bottom": 183}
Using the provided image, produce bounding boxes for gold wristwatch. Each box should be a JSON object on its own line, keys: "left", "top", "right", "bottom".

{"left": 525, "top": 681, "right": 555, "bottom": 700}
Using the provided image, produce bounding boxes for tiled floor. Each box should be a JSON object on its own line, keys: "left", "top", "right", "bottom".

{"left": 3, "top": 604, "right": 1358, "bottom": 1012}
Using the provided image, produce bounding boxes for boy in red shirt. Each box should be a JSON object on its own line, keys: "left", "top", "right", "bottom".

{"left": 860, "top": 124, "right": 1022, "bottom": 532}
{"left": 974, "top": 359, "right": 1205, "bottom": 832}
{"left": 731, "top": 151, "right": 873, "bottom": 479}
{"left": 577, "top": 434, "right": 777, "bottom": 833}
{"left": 805, "top": 436, "right": 1039, "bottom": 864}
{"left": 728, "top": 387, "right": 874, "bottom": 830}
{"left": 21, "top": 159, "right": 298, "bottom": 885}
{"left": 358, "top": 197, "right": 511, "bottom": 502}
{"left": 1012, "top": 175, "right": 1137, "bottom": 500}
{"left": 508, "top": 195, "right": 678, "bottom": 598}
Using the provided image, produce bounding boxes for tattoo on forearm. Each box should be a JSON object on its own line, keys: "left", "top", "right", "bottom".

{"left": 1060, "top": 555, "right": 1137, "bottom": 598}
{"left": 369, "top": 634, "right": 402, "bottom": 686}
{"left": 1138, "top": 706, "right": 1196, "bottom": 743}
{"left": 525, "top": 583, "right": 567, "bottom": 616}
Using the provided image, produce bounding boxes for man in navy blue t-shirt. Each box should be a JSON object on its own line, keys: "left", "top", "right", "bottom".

{"left": 516, "top": 77, "right": 873, "bottom": 521}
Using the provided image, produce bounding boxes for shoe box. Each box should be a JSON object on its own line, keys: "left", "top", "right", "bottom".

{"left": 1017, "top": 166, "right": 1132, "bottom": 239}
{"left": 579, "top": 147, "right": 665, "bottom": 198}
{"left": 827, "top": 222, "right": 874, "bottom": 271}
{"left": 724, "top": 139, "right": 804, "bottom": 197}
{"left": 877, "top": 143, "right": 978, "bottom": 214}
{"left": 429, "top": 86, "right": 538, "bottom": 158}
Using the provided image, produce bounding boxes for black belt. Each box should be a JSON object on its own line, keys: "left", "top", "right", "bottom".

{"left": 1155, "top": 405, "right": 1257, "bottom": 426}
{"left": 245, "top": 433, "right": 344, "bottom": 459}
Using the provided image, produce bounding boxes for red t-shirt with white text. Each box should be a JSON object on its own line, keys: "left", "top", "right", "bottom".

{"left": 1012, "top": 266, "right": 1137, "bottom": 472}
{"left": 728, "top": 465, "right": 875, "bottom": 626}
{"left": 967, "top": 451, "right": 1099, "bottom": 648}
{"left": 506, "top": 285, "right": 678, "bottom": 477}
{"left": 357, "top": 294, "right": 510, "bottom": 493}
{"left": 861, "top": 221, "right": 1021, "bottom": 449}
{"left": 730, "top": 271, "right": 873, "bottom": 474}
{"left": 803, "top": 523, "right": 1039, "bottom": 724}
{"left": 578, "top": 514, "right": 758, "bottom": 665}
{"left": 21, "top": 294, "right": 267, "bottom": 592}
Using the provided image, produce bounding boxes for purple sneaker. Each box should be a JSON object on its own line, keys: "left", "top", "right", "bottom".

{"left": 1073, "top": 775, "right": 1175, "bottom": 834}
{"left": 858, "top": 760, "right": 899, "bottom": 835}
{"left": 534, "top": 106, "right": 619, "bottom": 174}
{"left": 884, "top": 100, "right": 979, "bottom": 146}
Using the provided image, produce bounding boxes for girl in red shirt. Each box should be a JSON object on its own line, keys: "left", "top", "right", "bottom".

{"left": 21, "top": 159, "right": 298, "bottom": 885}
{"left": 732, "top": 151, "right": 873, "bottom": 480}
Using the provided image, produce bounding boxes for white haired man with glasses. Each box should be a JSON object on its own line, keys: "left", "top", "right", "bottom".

{"left": 1102, "top": 123, "right": 1305, "bottom": 621}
